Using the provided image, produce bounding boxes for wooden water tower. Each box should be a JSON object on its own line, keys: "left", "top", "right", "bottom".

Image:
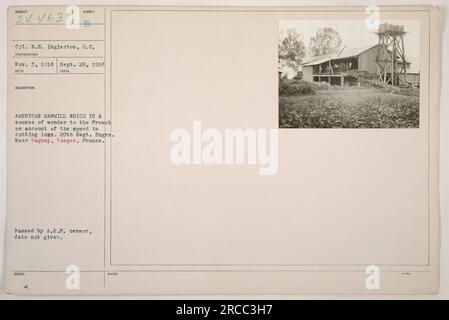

{"left": 375, "top": 23, "right": 408, "bottom": 86}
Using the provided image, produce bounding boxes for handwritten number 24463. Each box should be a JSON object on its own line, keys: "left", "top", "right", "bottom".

{"left": 16, "top": 12, "right": 64, "bottom": 24}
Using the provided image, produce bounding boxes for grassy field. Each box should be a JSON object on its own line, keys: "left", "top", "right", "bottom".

{"left": 279, "top": 81, "right": 419, "bottom": 128}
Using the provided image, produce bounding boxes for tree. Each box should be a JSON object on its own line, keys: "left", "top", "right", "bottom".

{"left": 278, "top": 29, "right": 306, "bottom": 72}
{"left": 309, "top": 27, "right": 342, "bottom": 56}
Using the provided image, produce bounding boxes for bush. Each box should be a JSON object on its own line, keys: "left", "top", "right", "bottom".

{"left": 279, "top": 79, "right": 315, "bottom": 96}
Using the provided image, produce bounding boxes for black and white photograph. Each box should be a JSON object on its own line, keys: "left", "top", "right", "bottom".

{"left": 279, "top": 20, "right": 420, "bottom": 128}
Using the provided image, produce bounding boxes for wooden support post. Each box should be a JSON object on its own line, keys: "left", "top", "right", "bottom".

{"left": 401, "top": 35, "right": 407, "bottom": 84}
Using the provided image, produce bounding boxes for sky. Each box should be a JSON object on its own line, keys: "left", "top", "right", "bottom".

{"left": 279, "top": 19, "right": 420, "bottom": 73}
